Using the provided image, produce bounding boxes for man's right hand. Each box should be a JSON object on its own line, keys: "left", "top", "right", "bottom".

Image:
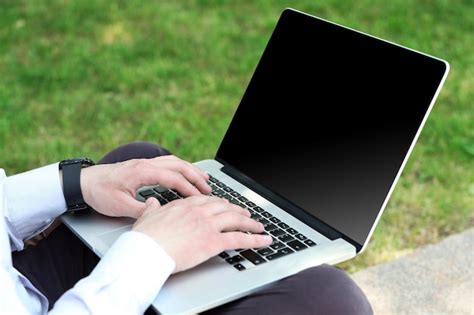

{"left": 133, "top": 196, "right": 273, "bottom": 273}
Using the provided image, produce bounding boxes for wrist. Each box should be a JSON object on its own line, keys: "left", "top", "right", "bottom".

{"left": 80, "top": 167, "right": 93, "bottom": 207}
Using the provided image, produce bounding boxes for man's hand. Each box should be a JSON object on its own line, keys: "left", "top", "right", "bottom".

{"left": 80, "top": 155, "right": 211, "bottom": 218}
{"left": 133, "top": 196, "right": 273, "bottom": 273}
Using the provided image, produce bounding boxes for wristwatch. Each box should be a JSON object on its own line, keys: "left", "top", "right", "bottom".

{"left": 59, "top": 157, "right": 95, "bottom": 212}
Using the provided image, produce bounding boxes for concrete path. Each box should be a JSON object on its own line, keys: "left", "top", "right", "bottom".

{"left": 351, "top": 228, "right": 474, "bottom": 315}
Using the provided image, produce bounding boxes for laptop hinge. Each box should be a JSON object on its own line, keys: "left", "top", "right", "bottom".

{"left": 218, "top": 160, "right": 363, "bottom": 252}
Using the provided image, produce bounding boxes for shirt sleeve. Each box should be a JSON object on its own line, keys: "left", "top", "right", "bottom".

{"left": 3, "top": 163, "right": 67, "bottom": 251}
{"left": 50, "top": 231, "right": 176, "bottom": 315}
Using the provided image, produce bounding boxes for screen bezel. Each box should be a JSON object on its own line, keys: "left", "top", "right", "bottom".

{"left": 215, "top": 8, "right": 450, "bottom": 252}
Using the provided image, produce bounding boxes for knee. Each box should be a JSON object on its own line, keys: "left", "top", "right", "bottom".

{"left": 98, "top": 141, "right": 172, "bottom": 164}
{"left": 289, "top": 265, "right": 373, "bottom": 315}
{"left": 120, "top": 141, "right": 172, "bottom": 158}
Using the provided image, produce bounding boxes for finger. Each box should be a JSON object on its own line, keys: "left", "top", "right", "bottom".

{"left": 175, "top": 194, "right": 216, "bottom": 207}
{"left": 197, "top": 199, "right": 249, "bottom": 217}
{"left": 145, "top": 196, "right": 160, "bottom": 208}
{"left": 125, "top": 197, "right": 156, "bottom": 218}
{"left": 220, "top": 232, "right": 273, "bottom": 251}
{"left": 150, "top": 169, "right": 202, "bottom": 196}
{"left": 154, "top": 155, "right": 207, "bottom": 179}
{"left": 149, "top": 160, "right": 211, "bottom": 194}
{"left": 189, "top": 163, "right": 209, "bottom": 181}
{"left": 149, "top": 156, "right": 209, "bottom": 184}
{"left": 213, "top": 211, "right": 263, "bottom": 233}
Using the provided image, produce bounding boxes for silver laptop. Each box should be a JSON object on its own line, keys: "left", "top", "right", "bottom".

{"left": 62, "top": 8, "right": 449, "bottom": 314}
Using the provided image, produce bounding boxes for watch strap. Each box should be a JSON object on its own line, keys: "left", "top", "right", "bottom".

{"left": 62, "top": 161, "right": 89, "bottom": 211}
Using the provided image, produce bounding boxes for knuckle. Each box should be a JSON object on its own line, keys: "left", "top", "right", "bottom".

{"left": 234, "top": 232, "right": 246, "bottom": 244}
{"left": 169, "top": 174, "right": 182, "bottom": 186}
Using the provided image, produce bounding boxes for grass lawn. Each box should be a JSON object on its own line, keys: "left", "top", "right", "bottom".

{"left": 1, "top": 0, "right": 473, "bottom": 272}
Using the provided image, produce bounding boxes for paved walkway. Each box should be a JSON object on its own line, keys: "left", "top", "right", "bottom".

{"left": 351, "top": 228, "right": 474, "bottom": 314}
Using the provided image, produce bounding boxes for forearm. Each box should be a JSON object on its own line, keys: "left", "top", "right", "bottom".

{"left": 50, "top": 231, "right": 175, "bottom": 315}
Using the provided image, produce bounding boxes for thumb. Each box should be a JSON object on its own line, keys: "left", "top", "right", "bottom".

{"left": 145, "top": 196, "right": 160, "bottom": 208}
{"left": 127, "top": 197, "right": 159, "bottom": 218}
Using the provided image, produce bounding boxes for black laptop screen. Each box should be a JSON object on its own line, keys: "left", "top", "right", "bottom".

{"left": 216, "top": 10, "right": 447, "bottom": 246}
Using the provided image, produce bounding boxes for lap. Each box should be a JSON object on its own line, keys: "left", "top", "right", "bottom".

{"left": 204, "top": 265, "right": 372, "bottom": 315}
{"left": 12, "top": 224, "right": 99, "bottom": 308}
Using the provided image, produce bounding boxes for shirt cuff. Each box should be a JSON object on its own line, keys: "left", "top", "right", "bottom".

{"left": 52, "top": 231, "right": 175, "bottom": 314}
{"left": 3, "top": 163, "right": 66, "bottom": 249}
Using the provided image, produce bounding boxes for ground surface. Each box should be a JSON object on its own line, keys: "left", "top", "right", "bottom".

{"left": 1, "top": 1, "right": 473, "bottom": 271}
{"left": 352, "top": 228, "right": 474, "bottom": 314}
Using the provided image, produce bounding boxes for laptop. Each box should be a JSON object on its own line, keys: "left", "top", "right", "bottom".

{"left": 62, "top": 8, "right": 449, "bottom": 314}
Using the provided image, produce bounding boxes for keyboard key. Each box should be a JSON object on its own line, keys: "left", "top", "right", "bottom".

{"left": 216, "top": 182, "right": 226, "bottom": 188}
{"left": 139, "top": 190, "right": 155, "bottom": 198}
{"left": 253, "top": 206, "right": 264, "bottom": 213}
{"left": 246, "top": 201, "right": 257, "bottom": 208}
{"left": 222, "top": 194, "right": 233, "bottom": 201}
{"left": 295, "top": 234, "right": 307, "bottom": 241}
{"left": 233, "top": 263, "right": 246, "bottom": 271}
{"left": 287, "top": 240, "right": 308, "bottom": 251}
{"left": 270, "top": 229, "right": 286, "bottom": 237}
{"left": 261, "top": 212, "right": 273, "bottom": 218}
{"left": 219, "top": 252, "right": 230, "bottom": 259}
{"left": 226, "top": 255, "right": 244, "bottom": 264}
{"left": 304, "top": 239, "right": 317, "bottom": 247}
{"left": 153, "top": 186, "right": 169, "bottom": 193}
{"left": 279, "top": 234, "right": 295, "bottom": 243}
{"left": 286, "top": 228, "right": 298, "bottom": 235}
{"left": 270, "top": 242, "right": 285, "bottom": 250}
{"left": 223, "top": 186, "right": 233, "bottom": 192}
{"left": 238, "top": 196, "right": 248, "bottom": 202}
{"left": 162, "top": 191, "right": 176, "bottom": 199}
{"left": 156, "top": 196, "right": 168, "bottom": 205}
{"left": 278, "top": 222, "right": 289, "bottom": 229}
{"left": 230, "top": 191, "right": 241, "bottom": 197}
{"left": 269, "top": 217, "right": 281, "bottom": 224}
{"left": 240, "top": 250, "right": 266, "bottom": 265}
{"left": 266, "top": 248, "right": 294, "bottom": 261}
{"left": 251, "top": 213, "right": 262, "bottom": 220}
{"left": 214, "top": 191, "right": 226, "bottom": 198}
{"left": 256, "top": 218, "right": 269, "bottom": 224}
{"left": 264, "top": 223, "right": 278, "bottom": 231}
{"left": 167, "top": 194, "right": 179, "bottom": 201}
{"left": 257, "top": 247, "right": 275, "bottom": 256}
{"left": 209, "top": 176, "right": 219, "bottom": 183}
{"left": 230, "top": 199, "right": 241, "bottom": 205}
{"left": 279, "top": 247, "right": 294, "bottom": 255}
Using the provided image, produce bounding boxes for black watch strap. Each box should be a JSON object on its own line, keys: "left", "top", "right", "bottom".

{"left": 60, "top": 158, "right": 95, "bottom": 212}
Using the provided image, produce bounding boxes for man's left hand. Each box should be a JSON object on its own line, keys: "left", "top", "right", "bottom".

{"left": 79, "top": 155, "right": 211, "bottom": 218}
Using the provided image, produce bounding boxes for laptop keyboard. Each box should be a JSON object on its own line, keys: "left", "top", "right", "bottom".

{"left": 138, "top": 174, "right": 317, "bottom": 271}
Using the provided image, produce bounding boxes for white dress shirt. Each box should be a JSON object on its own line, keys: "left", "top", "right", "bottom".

{"left": 0, "top": 164, "right": 176, "bottom": 314}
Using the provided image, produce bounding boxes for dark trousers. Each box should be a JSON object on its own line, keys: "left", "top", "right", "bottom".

{"left": 12, "top": 142, "right": 372, "bottom": 314}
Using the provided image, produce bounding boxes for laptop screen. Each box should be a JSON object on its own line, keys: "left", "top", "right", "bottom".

{"left": 216, "top": 9, "right": 448, "bottom": 246}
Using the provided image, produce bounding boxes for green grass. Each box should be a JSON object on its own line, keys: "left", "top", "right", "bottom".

{"left": 1, "top": 0, "right": 473, "bottom": 272}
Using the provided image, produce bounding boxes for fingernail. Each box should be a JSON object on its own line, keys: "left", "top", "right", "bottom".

{"left": 264, "top": 235, "right": 273, "bottom": 242}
